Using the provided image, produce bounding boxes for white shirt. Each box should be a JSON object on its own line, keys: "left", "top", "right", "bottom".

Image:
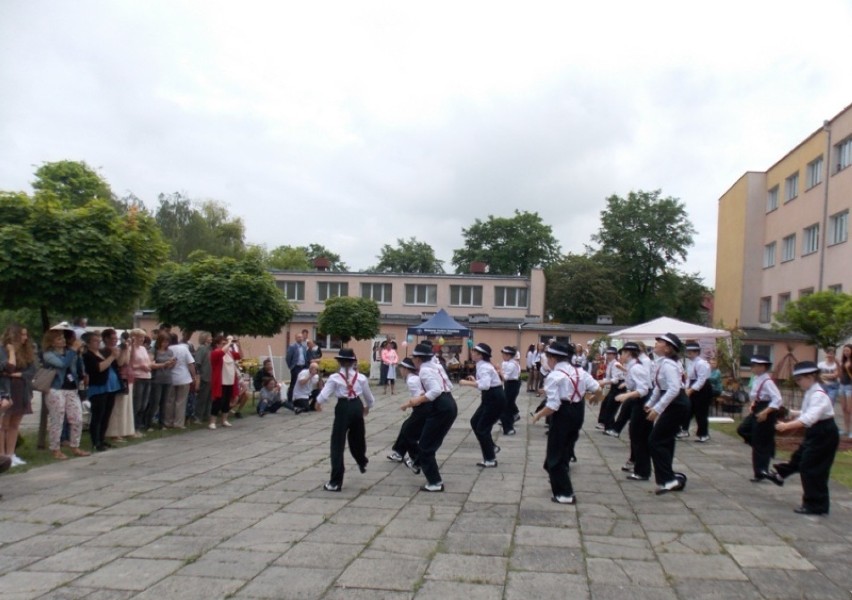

{"left": 169, "top": 343, "right": 196, "bottom": 386}
{"left": 501, "top": 360, "right": 521, "bottom": 381}
{"left": 749, "top": 372, "right": 783, "bottom": 409}
{"left": 543, "top": 361, "right": 600, "bottom": 411}
{"left": 418, "top": 360, "right": 453, "bottom": 400}
{"left": 317, "top": 367, "right": 375, "bottom": 408}
{"left": 474, "top": 360, "right": 502, "bottom": 390}
{"left": 604, "top": 358, "right": 624, "bottom": 384}
{"left": 796, "top": 382, "right": 835, "bottom": 427}
{"left": 648, "top": 358, "right": 683, "bottom": 413}
{"left": 404, "top": 373, "right": 423, "bottom": 398}
{"left": 624, "top": 359, "right": 651, "bottom": 397}
{"left": 687, "top": 356, "right": 711, "bottom": 391}
{"left": 818, "top": 360, "right": 838, "bottom": 382}
{"left": 293, "top": 370, "right": 320, "bottom": 400}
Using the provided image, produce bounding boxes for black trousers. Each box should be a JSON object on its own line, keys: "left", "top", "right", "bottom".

{"left": 418, "top": 393, "right": 458, "bottom": 485}
{"left": 612, "top": 397, "right": 635, "bottom": 434}
{"left": 684, "top": 382, "right": 713, "bottom": 436}
{"left": 598, "top": 383, "right": 621, "bottom": 429}
{"left": 737, "top": 402, "right": 777, "bottom": 476}
{"left": 775, "top": 419, "right": 839, "bottom": 513}
{"left": 629, "top": 395, "right": 653, "bottom": 478}
{"left": 88, "top": 392, "right": 116, "bottom": 448}
{"left": 392, "top": 404, "right": 429, "bottom": 461}
{"left": 499, "top": 380, "right": 522, "bottom": 432}
{"left": 649, "top": 393, "right": 690, "bottom": 485}
{"left": 543, "top": 400, "right": 584, "bottom": 497}
{"left": 470, "top": 386, "right": 506, "bottom": 461}
{"left": 329, "top": 397, "right": 368, "bottom": 487}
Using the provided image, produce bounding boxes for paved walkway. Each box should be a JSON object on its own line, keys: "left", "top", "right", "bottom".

{"left": 1, "top": 388, "right": 851, "bottom": 599}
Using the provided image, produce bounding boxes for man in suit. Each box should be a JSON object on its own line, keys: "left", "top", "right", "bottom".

{"left": 286, "top": 333, "right": 307, "bottom": 403}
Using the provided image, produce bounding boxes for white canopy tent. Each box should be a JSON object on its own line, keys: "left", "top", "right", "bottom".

{"left": 610, "top": 316, "right": 730, "bottom": 344}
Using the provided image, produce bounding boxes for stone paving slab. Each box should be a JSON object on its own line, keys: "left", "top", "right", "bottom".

{"left": 0, "top": 386, "right": 850, "bottom": 599}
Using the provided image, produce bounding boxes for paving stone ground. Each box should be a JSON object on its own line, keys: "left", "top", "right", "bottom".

{"left": 2, "top": 387, "right": 851, "bottom": 599}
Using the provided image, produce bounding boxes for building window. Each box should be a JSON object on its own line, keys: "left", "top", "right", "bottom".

{"left": 799, "top": 287, "right": 814, "bottom": 298}
{"left": 781, "top": 234, "right": 796, "bottom": 262}
{"left": 777, "top": 292, "right": 791, "bottom": 314}
{"left": 766, "top": 186, "right": 779, "bottom": 213}
{"left": 404, "top": 284, "right": 437, "bottom": 306}
{"left": 449, "top": 285, "right": 483, "bottom": 307}
{"left": 806, "top": 156, "right": 824, "bottom": 189}
{"left": 784, "top": 172, "right": 799, "bottom": 202}
{"left": 829, "top": 211, "right": 848, "bottom": 246}
{"left": 740, "top": 343, "right": 772, "bottom": 367}
{"left": 763, "top": 242, "right": 776, "bottom": 268}
{"left": 829, "top": 284, "right": 843, "bottom": 293}
{"left": 317, "top": 281, "right": 348, "bottom": 301}
{"left": 802, "top": 224, "right": 819, "bottom": 256}
{"left": 277, "top": 281, "right": 305, "bottom": 301}
{"left": 319, "top": 333, "right": 343, "bottom": 350}
{"left": 836, "top": 136, "right": 852, "bottom": 172}
{"left": 759, "top": 297, "right": 772, "bottom": 323}
{"left": 361, "top": 283, "right": 392, "bottom": 304}
{"left": 495, "top": 286, "right": 529, "bottom": 308}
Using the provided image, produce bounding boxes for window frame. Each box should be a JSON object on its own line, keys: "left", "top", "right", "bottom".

{"left": 802, "top": 224, "right": 819, "bottom": 256}
{"left": 806, "top": 156, "right": 824, "bottom": 189}
{"left": 494, "top": 286, "right": 529, "bottom": 308}
{"left": 766, "top": 186, "right": 779, "bottom": 213}
{"left": 781, "top": 234, "right": 796, "bottom": 262}
{"left": 763, "top": 242, "right": 776, "bottom": 268}
{"left": 449, "top": 285, "right": 483, "bottom": 307}
{"left": 404, "top": 284, "right": 438, "bottom": 306}
{"left": 360, "top": 282, "right": 392, "bottom": 304}
{"left": 317, "top": 281, "right": 349, "bottom": 302}
{"left": 784, "top": 172, "right": 799, "bottom": 202}
{"left": 758, "top": 297, "right": 772, "bottom": 323}
{"left": 836, "top": 136, "right": 852, "bottom": 172}
{"left": 277, "top": 280, "right": 305, "bottom": 302}
{"left": 829, "top": 210, "right": 848, "bottom": 246}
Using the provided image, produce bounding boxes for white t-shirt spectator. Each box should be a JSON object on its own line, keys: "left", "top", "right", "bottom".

{"left": 170, "top": 343, "right": 196, "bottom": 386}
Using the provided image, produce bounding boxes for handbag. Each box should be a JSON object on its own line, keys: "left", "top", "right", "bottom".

{"left": 32, "top": 367, "right": 57, "bottom": 394}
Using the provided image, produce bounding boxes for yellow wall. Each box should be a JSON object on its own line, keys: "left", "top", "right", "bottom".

{"left": 715, "top": 174, "right": 750, "bottom": 327}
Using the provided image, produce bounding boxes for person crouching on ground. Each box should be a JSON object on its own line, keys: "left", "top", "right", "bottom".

{"left": 315, "top": 349, "right": 375, "bottom": 492}
{"left": 765, "top": 361, "right": 840, "bottom": 515}
{"left": 293, "top": 362, "right": 322, "bottom": 414}
{"left": 737, "top": 355, "right": 783, "bottom": 483}
{"left": 531, "top": 342, "right": 601, "bottom": 504}
{"left": 389, "top": 357, "right": 427, "bottom": 474}
{"left": 460, "top": 343, "right": 506, "bottom": 468}
{"left": 257, "top": 377, "right": 284, "bottom": 416}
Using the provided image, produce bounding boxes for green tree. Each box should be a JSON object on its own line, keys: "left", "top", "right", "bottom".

{"left": 304, "top": 243, "right": 348, "bottom": 271}
{"left": 154, "top": 193, "right": 246, "bottom": 262}
{"left": 451, "top": 210, "right": 561, "bottom": 275}
{"left": 31, "top": 160, "right": 116, "bottom": 209}
{"left": 545, "top": 253, "right": 629, "bottom": 324}
{"left": 267, "top": 245, "right": 312, "bottom": 271}
{"left": 150, "top": 255, "right": 294, "bottom": 336}
{"left": 317, "top": 296, "right": 380, "bottom": 346}
{"left": 659, "top": 271, "right": 711, "bottom": 324}
{"left": 774, "top": 291, "right": 852, "bottom": 349}
{"left": 372, "top": 237, "right": 444, "bottom": 273}
{"left": 591, "top": 190, "right": 696, "bottom": 323}
{"left": 0, "top": 192, "right": 167, "bottom": 331}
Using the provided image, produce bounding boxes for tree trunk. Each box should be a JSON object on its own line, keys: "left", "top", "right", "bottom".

{"left": 37, "top": 306, "right": 50, "bottom": 449}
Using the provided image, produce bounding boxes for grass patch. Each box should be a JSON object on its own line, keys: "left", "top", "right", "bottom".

{"left": 710, "top": 421, "right": 852, "bottom": 488}
{"left": 10, "top": 411, "right": 260, "bottom": 474}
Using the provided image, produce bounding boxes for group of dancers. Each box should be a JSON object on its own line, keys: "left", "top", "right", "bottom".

{"left": 314, "top": 333, "right": 841, "bottom": 515}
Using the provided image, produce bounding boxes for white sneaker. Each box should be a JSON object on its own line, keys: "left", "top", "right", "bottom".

{"left": 603, "top": 429, "right": 619, "bottom": 438}
{"left": 477, "top": 459, "right": 498, "bottom": 468}
{"left": 594, "top": 423, "right": 606, "bottom": 430}
{"left": 221, "top": 420, "right": 232, "bottom": 428}
{"left": 696, "top": 435, "right": 710, "bottom": 443}
{"left": 676, "top": 430, "right": 690, "bottom": 439}
{"left": 10, "top": 455, "right": 26, "bottom": 467}
{"left": 386, "top": 451, "right": 404, "bottom": 462}
{"left": 208, "top": 423, "right": 216, "bottom": 430}
{"left": 552, "top": 494, "right": 576, "bottom": 505}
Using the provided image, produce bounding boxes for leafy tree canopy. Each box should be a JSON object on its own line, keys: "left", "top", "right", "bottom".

{"left": 0, "top": 185, "right": 167, "bottom": 331}
{"left": 265, "top": 243, "right": 348, "bottom": 271}
{"left": 545, "top": 253, "right": 629, "bottom": 325}
{"left": 31, "top": 160, "right": 116, "bottom": 209}
{"left": 154, "top": 193, "right": 246, "bottom": 262}
{"left": 451, "top": 210, "right": 561, "bottom": 275}
{"left": 317, "top": 296, "right": 380, "bottom": 345}
{"left": 150, "top": 255, "right": 294, "bottom": 336}
{"left": 372, "top": 237, "right": 444, "bottom": 273}
{"left": 590, "top": 190, "right": 697, "bottom": 322}
{"left": 774, "top": 291, "right": 852, "bottom": 349}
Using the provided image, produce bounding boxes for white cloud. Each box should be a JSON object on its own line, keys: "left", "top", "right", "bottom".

{"left": 2, "top": 0, "right": 852, "bottom": 284}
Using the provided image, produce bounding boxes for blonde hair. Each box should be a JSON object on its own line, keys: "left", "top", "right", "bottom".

{"left": 3, "top": 324, "right": 35, "bottom": 366}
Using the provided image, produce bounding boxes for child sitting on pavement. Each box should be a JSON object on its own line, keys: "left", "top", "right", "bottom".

{"left": 257, "top": 377, "right": 284, "bottom": 416}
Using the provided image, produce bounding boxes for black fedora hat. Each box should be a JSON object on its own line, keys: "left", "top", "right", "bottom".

{"left": 655, "top": 333, "right": 682, "bottom": 351}
{"left": 412, "top": 343, "right": 434, "bottom": 357}
{"left": 621, "top": 342, "right": 640, "bottom": 353}
{"left": 545, "top": 341, "right": 575, "bottom": 358}
{"left": 792, "top": 361, "right": 819, "bottom": 377}
{"left": 399, "top": 357, "right": 417, "bottom": 371}
{"left": 501, "top": 346, "right": 517, "bottom": 356}
{"left": 750, "top": 355, "right": 772, "bottom": 366}
{"left": 335, "top": 348, "right": 357, "bottom": 361}
{"left": 472, "top": 343, "right": 492, "bottom": 358}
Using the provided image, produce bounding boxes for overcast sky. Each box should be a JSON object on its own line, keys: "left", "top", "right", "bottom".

{"left": 2, "top": 1, "right": 852, "bottom": 287}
